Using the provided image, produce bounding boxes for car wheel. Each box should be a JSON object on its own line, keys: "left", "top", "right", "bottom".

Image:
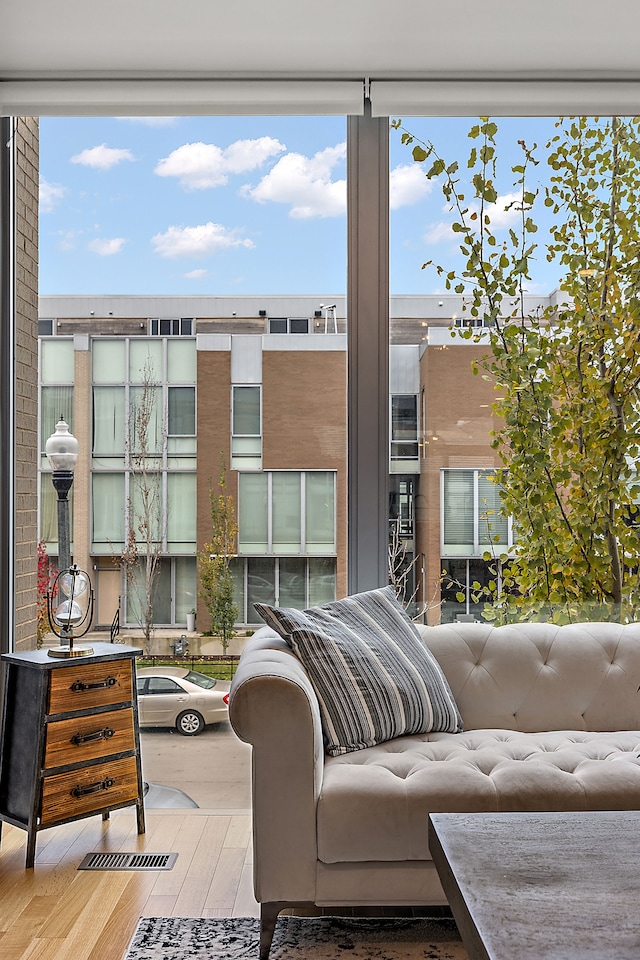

{"left": 176, "top": 710, "right": 205, "bottom": 736}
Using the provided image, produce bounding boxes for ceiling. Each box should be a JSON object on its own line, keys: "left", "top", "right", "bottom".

{"left": 3, "top": 0, "right": 640, "bottom": 82}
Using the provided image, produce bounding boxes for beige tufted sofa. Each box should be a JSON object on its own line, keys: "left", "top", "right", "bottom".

{"left": 229, "top": 619, "right": 640, "bottom": 957}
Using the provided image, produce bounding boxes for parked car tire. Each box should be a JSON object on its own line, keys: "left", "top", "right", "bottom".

{"left": 176, "top": 709, "right": 205, "bottom": 736}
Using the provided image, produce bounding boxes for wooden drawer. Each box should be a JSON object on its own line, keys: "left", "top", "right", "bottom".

{"left": 48, "top": 660, "right": 134, "bottom": 715}
{"left": 44, "top": 707, "right": 135, "bottom": 770}
{"left": 40, "top": 755, "right": 139, "bottom": 826}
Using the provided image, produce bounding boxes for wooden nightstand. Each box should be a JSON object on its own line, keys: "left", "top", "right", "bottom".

{"left": 0, "top": 643, "right": 146, "bottom": 867}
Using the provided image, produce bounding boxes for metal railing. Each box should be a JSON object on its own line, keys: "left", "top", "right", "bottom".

{"left": 110, "top": 606, "right": 120, "bottom": 643}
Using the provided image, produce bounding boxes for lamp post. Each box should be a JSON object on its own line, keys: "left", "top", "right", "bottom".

{"left": 45, "top": 417, "right": 78, "bottom": 577}
{"left": 45, "top": 418, "right": 93, "bottom": 657}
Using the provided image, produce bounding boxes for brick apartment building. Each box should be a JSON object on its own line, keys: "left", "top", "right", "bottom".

{"left": 37, "top": 291, "right": 563, "bottom": 631}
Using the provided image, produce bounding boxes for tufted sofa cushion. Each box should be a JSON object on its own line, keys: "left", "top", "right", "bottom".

{"left": 416, "top": 620, "right": 640, "bottom": 732}
{"left": 317, "top": 728, "right": 640, "bottom": 863}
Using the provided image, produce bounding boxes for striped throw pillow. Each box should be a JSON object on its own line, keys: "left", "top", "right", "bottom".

{"left": 254, "top": 586, "right": 462, "bottom": 756}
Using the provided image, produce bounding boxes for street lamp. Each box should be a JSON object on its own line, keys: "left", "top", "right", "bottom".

{"left": 45, "top": 417, "right": 78, "bottom": 575}
{"left": 45, "top": 418, "right": 93, "bottom": 657}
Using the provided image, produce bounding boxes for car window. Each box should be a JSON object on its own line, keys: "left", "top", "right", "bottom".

{"left": 136, "top": 678, "right": 147, "bottom": 695}
{"left": 184, "top": 671, "right": 216, "bottom": 690}
{"left": 147, "top": 677, "right": 183, "bottom": 695}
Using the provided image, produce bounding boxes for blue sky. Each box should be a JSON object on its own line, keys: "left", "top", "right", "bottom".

{"left": 39, "top": 115, "right": 563, "bottom": 297}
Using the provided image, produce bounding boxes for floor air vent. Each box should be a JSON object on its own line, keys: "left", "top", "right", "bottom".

{"left": 78, "top": 851, "right": 178, "bottom": 871}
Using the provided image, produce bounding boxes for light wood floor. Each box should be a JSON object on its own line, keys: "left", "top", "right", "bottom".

{"left": 0, "top": 809, "right": 258, "bottom": 960}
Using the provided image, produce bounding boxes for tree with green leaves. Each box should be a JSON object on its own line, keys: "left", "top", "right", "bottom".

{"left": 198, "top": 455, "right": 239, "bottom": 654}
{"left": 395, "top": 116, "right": 640, "bottom": 623}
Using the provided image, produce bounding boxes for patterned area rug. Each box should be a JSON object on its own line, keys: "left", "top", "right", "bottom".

{"left": 125, "top": 916, "right": 468, "bottom": 959}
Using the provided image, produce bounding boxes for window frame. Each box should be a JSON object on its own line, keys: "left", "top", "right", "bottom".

{"left": 440, "top": 467, "right": 514, "bottom": 558}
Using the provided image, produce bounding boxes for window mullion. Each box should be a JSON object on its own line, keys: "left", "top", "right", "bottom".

{"left": 301, "top": 472, "right": 306, "bottom": 552}
{"left": 267, "top": 472, "right": 273, "bottom": 552}
{"left": 473, "top": 470, "right": 479, "bottom": 555}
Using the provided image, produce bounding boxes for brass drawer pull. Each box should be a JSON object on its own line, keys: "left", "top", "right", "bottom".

{"left": 70, "top": 676, "right": 117, "bottom": 693}
{"left": 71, "top": 726, "right": 115, "bottom": 747}
{"left": 71, "top": 777, "right": 115, "bottom": 799}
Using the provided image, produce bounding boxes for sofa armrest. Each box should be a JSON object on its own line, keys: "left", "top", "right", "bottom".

{"left": 229, "top": 627, "right": 324, "bottom": 903}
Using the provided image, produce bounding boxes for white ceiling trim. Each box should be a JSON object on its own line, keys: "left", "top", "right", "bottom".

{"left": 0, "top": 79, "right": 365, "bottom": 117}
{"left": 370, "top": 80, "right": 640, "bottom": 117}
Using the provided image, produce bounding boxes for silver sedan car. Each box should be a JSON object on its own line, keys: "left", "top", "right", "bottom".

{"left": 136, "top": 666, "right": 231, "bottom": 736}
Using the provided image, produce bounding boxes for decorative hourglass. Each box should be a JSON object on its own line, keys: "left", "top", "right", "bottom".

{"left": 47, "top": 564, "right": 95, "bottom": 658}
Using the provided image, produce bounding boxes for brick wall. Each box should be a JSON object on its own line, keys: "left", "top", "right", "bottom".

{"left": 14, "top": 117, "right": 39, "bottom": 650}
{"left": 418, "top": 342, "right": 500, "bottom": 623}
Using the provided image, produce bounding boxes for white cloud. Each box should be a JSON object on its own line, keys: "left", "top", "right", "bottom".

{"left": 424, "top": 192, "right": 526, "bottom": 246}
{"left": 55, "top": 229, "right": 82, "bottom": 252}
{"left": 88, "top": 237, "right": 126, "bottom": 256}
{"left": 154, "top": 137, "right": 286, "bottom": 190}
{"left": 243, "top": 143, "right": 346, "bottom": 218}
{"left": 183, "top": 268, "right": 209, "bottom": 279}
{"left": 71, "top": 144, "right": 135, "bottom": 170}
{"left": 424, "top": 221, "right": 456, "bottom": 245}
{"left": 39, "top": 177, "right": 67, "bottom": 213}
{"left": 477, "top": 191, "right": 525, "bottom": 229}
{"left": 389, "top": 163, "right": 433, "bottom": 209}
{"left": 151, "top": 222, "right": 255, "bottom": 258}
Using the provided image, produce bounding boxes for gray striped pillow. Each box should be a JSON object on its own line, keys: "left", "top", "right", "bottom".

{"left": 254, "top": 586, "right": 462, "bottom": 756}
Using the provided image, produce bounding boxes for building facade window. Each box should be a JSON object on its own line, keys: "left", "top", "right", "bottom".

{"left": 231, "top": 384, "right": 261, "bottom": 469}
{"left": 231, "top": 556, "right": 336, "bottom": 624}
{"left": 440, "top": 557, "right": 506, "bottom": 623}
{"left": 39, "top": 338, "right": 75, "bottom": 552}
{"left": 390, "top": 394, "right": 419, "bottom": 470}
{"left": 39, "top": 318, "right": 54, "bottom": 336}
{"left": 127, "top": 556, "right": 197, "bottom": 626}
{"left": 168, "top": 386, "right": 196, "bottom": 436}
{"left": 238, "top": 470, "right": 336, "bottom": 554}
{"left": 440, "top": 468, "right": 513, "bottom": 623}
{"left": 268, "top": 317, "right": 309, "bottom": 334}
{"left": 89, "top": 337, "right": 197, "bottom": 625}
{"left": 441, "top": 468, "right": 513, "bottom": 557}
{"left": 235, "top": 469, "right": 337, "bottom": 622}
{"left": 150, "top": 317, "right": 193, "bottom": 336}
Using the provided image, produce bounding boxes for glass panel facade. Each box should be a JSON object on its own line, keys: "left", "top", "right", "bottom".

{"left": 93, "top": 386, "right": 125, "bottom": 454}
{"left": 168, "top": 386, "right": 195, "bottom": 436}
{"left": 238, "top": 473, "right": 269, "bottom": 552}
{"left": 305, "top": 472, "right": 336, "bottom": 553}
{"left": 391, "top": 395, "right": 418, "bottom": 460}
{"left": 129, "top": 385, "right": 163, "bottom": 454}
{"left": 247, "top": 557, "right": 276, "bottom": 623}
{"left": 40, "top": 385, "right": 74, "bottom": 451}
{"left": 92, "top": 473, "right": 125, "bottom": 550}
{"left": 308, "top": 557, "right": 336, "bottom": 606}
{"left": 478, "top": 471, "right": 508, "bottom": 550}
{"left": 233, "top": 556, "right": 337, "bottom": 623}
{"left": 92, "top": 340, "right": 125, "bottom": 383}
{"left": 167, "top": 473, "right": 196, "bottom": 548}
{"left": 233, "top": 386, "right": 261, "bottom": 436}
{"left": 279, "top": 557, "right": 307, "bottom": 608}
{"left": 129, "top": 339, "right": 162, "bottom": 381}
{"left": 272, "top": 472, "right": 301, "bottom": 553}
{"left": 238, "top": 471, "right": 336, "bottom": 554}
{"left": 442, "top": 469, "right": 475, "bottom": 555}
{"left": 167, "top": 338, "right": 196, "bottom": 381}
{"left": 41, "top": 339, "right": 74, "bottom": 384}
{"left": 442, "top": 469, "right": 512, "bottom": 557}
{"left": 130, "top": 471, "right": 163, "bottom": 546}
{"left": 175, "top": 557, "right": 197, "bottom": 622}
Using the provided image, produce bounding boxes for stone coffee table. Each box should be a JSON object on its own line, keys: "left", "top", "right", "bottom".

{"left": 428, "top": 810, "right": 640, "bottom": 960}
